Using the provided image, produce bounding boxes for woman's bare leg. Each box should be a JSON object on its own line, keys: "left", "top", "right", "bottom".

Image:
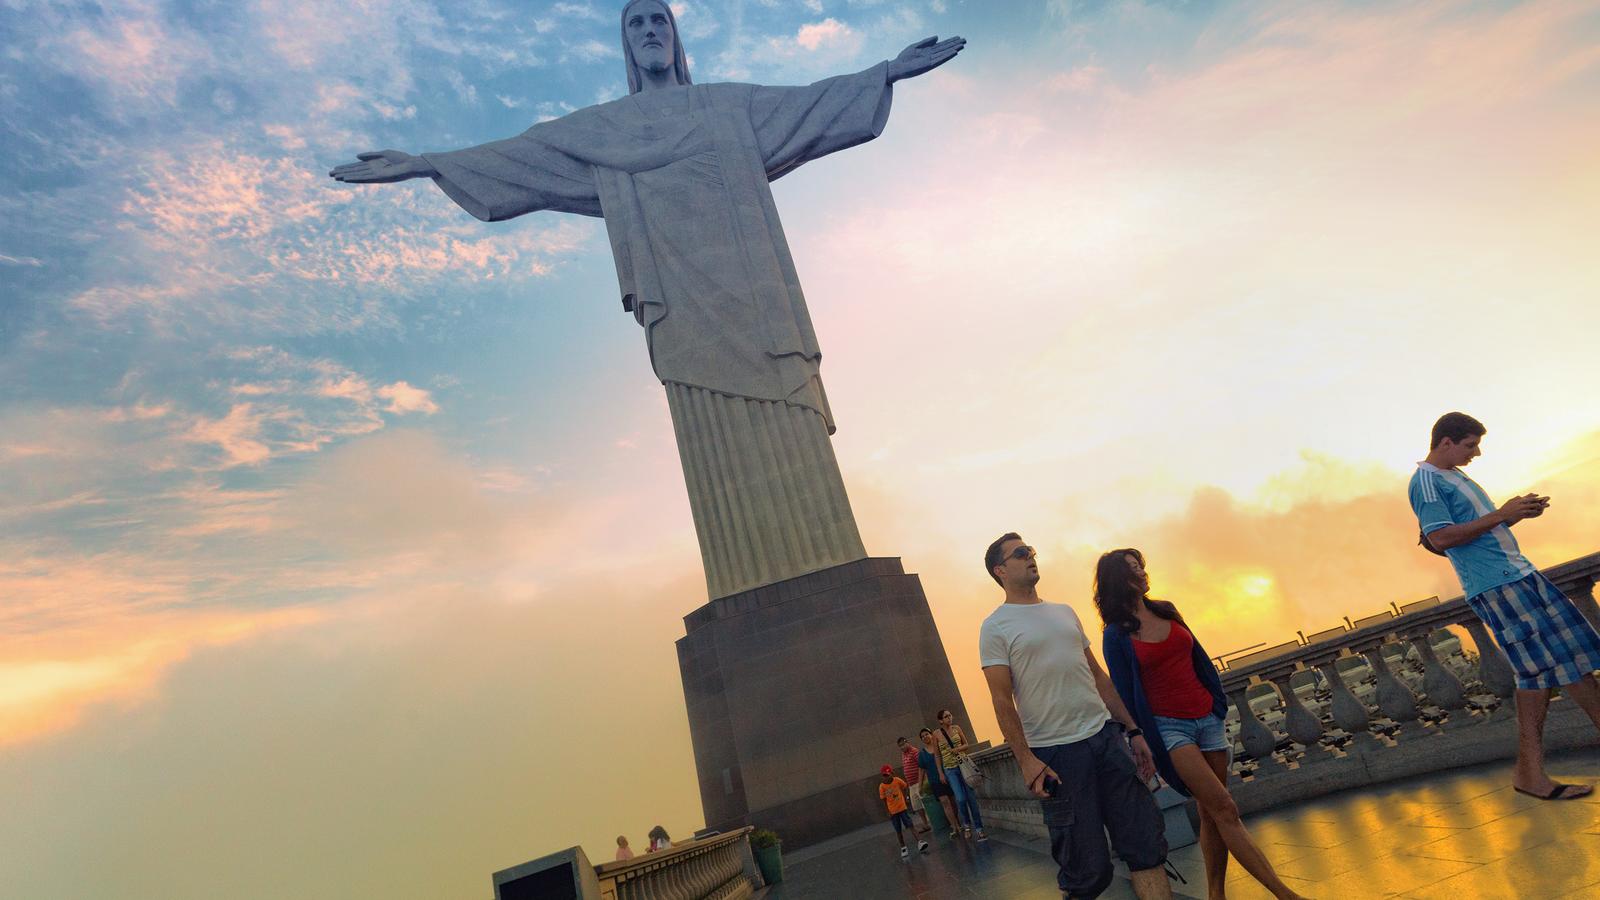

{"left": 940, "top": 795, "right": 961, "bottom": 835}
{"left": 1169, "top": 745, "right": 1307, "bottom": 900}
{"left": 1198, "top": 749, "right": 1231, "bottom": 897}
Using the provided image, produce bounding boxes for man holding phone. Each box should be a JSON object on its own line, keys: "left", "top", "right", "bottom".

{"left": 980, "top": 533, "right": 1171, "bottom": 899}
{"left": 1410, "top": 412, "right": 1600, "bottom": 800}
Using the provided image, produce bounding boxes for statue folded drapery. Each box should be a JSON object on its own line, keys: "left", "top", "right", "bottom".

{"left": 330, "top": 1, "right": 964, "bottom": 599}
{"left": 423, "top": 68, "right": 892, "bottom": 597}
{"left": 423, "top": 64, "right": 891, "bottom": 429}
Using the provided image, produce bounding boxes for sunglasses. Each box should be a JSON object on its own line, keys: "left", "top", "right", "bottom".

{"left": 1008, "top": 545, "right": 1035, "bottom": 561}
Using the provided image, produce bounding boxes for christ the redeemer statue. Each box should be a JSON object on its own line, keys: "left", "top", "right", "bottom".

{"left": 332, "top": 1, "right": 964, "bottom": 599}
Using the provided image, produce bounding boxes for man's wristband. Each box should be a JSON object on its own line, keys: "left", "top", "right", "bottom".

{"left": 1125, "top": 727, "right": 1143, "bottom": 739}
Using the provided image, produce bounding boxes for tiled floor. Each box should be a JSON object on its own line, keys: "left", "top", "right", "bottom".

{"left": 765, "top": 749, "right": 1600, "bottom": 899}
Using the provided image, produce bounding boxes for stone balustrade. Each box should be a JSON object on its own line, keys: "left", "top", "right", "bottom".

{"left": 968, "top": 550, "right": 1600, "bottom": 836}
{"left": 592, "top": 827, "right": 762, "bottom": 900}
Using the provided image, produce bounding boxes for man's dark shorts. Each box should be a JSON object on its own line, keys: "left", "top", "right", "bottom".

{"left": 1035, "top": 721, "right": 1167, "bottom": 898}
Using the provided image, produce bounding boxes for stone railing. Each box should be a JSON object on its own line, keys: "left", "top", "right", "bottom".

{"left": 1216, "top": 550, "right": 1600, "bottom": 814}
{"left": 593, "top": 827, "right": 762, "bottom": 900}
{"left": 968, "top": 743, "right": 1198, "bottom": 848}
{"left": 969, "top": 550, "right": 1600, "bottom": 833}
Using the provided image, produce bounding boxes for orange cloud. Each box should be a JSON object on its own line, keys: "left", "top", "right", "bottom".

{"left": 0, "top": 551, "right": 325, "bottom": 748}
{"left": 848, "top": 432, "right": 1600, "bottom": 747}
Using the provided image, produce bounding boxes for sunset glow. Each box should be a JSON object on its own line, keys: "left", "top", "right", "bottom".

{"left": 5, "top": 1, "right": 1600, "bottom": 897}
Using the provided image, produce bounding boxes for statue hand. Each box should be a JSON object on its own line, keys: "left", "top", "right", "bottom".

{"left": 328, "top": 150, "right": 435, "bottom": 184}
{"left": 887, "top": 35, "right": 966, "bottom": 83}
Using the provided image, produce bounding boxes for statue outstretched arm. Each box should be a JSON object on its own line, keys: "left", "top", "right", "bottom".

{"left": 330, "top": 125, "right": 603, "bottom": 221}
{"left": 750, "top": 36, "right": 966, "bottom": 181}
{"left": 886, "top": 35, "right": 966, "bottom": 83}
{"left": 329, "top": 150, "right": 438, "bottom": 184}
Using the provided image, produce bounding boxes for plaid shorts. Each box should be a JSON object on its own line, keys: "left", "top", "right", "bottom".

{"left": 1468, "top": 572, "right": 1600, "bottom": 690}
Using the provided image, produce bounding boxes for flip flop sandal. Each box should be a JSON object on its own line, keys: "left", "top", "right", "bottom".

{"left": 1514, "top": 782, "right": 1593, "bottom": 800}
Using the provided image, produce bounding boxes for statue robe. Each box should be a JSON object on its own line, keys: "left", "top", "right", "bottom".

{"left": 423, "top": 63, "right": 893, "bottom": 598}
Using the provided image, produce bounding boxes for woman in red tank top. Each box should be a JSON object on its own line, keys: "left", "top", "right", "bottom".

{"left": 1097, "top": 549, "right": 1307, "bottom": 900}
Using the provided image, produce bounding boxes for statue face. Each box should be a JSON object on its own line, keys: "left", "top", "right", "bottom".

{"left": 624, "top": 0, "right": 676, "bottom": 77}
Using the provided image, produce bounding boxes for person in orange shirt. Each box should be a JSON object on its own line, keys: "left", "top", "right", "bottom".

{"left": 879, "top": 765, "right": 930, "bottom": 860}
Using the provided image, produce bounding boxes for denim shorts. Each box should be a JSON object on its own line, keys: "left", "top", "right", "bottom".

{"left": 1152, "top": 712, "right": 1229, "bottom": 753}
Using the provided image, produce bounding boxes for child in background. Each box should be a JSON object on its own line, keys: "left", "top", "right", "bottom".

{"left": 614, "top": 835, "right": 635, "bottom": 861}
{"left": 879, "top": 765, "right": 930, "bottom": 860}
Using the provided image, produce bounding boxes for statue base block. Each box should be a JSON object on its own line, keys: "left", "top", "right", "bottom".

{"left": 677, "top": 557, "right": 970, "bottom": 849}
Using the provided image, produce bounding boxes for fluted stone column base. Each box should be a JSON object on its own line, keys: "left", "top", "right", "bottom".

{"left": 677, "top": 558, "right": 970, "bottom": 849}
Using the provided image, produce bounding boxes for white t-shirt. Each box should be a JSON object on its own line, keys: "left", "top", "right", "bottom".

{"left": 979, "top": 600, "right": 1110, "bottom": 747}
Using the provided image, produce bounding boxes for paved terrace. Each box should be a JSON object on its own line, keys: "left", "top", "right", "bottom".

{"left": 766, "top": 551, "right": 1600, "bottom": 900}
{"left": 766, "top": 750, "right": 1600, "bottom": 899}
{"left": 501, "top": 555, "right": 1600, "bottom": 899}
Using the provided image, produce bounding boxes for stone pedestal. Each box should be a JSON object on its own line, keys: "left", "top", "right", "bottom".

{"left": 492, "top": 846, "right": 600, "bottom": 900}
{"left": 676, "top": 557, "right": 971, "bottom": 848}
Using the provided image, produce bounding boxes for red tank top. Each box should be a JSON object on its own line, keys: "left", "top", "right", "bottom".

{"left": 1131, "top": 619, "right": 1215, "bottom": 719}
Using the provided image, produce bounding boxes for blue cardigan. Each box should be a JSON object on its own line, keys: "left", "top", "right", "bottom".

{"left": 1102, "top": 618, "right": 1228, "bottom": 797}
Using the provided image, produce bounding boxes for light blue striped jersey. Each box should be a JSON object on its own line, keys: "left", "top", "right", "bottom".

{"left": 1409, "top": 462, "right": 1536, "bottom": 598}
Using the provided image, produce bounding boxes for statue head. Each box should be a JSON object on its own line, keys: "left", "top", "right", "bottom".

{"left": 621, "top": 0, "right": 692, "bottom": 94}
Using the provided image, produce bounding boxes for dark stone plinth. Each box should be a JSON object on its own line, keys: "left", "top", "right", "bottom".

{"left": 491, "top": 845, "right": 599, "bottom": 900}
{"left": 677, "top": 557, "right": 973, "bottom": 849}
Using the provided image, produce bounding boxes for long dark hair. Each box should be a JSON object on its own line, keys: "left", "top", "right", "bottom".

{"left": 1093, "top": 548, "right": 1180, "bottom": 633}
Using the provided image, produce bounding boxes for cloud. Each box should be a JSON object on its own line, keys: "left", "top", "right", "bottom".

{"left": 0, "top": 253, "right": 44, "bottom": 266}
{"left": 794, "top": 18, "right": 861, "bottom": 53}
{"left": 552, "top": 1, "right": 606, "bottom": 21}
{"left": 175, "top": 348, "right": 443, "bottom": 468}
{"left": 184, "top": 404, "right": 275, "bottom": 467}
{"left": 443, "top": 69, "right": 479, "bottom": 105}
{"left": 0, "top": 582, "right": 323, "bottom": 747}
{"left": 565, "top": 38, "right": 619, "bottom": 63}
{"left": 844, "top": 435, "right": 1600, "bottom": 763}
{"left": 670, "top": 1, "right": 722, "bottom": 41}
{"left": 7, "top": 0, "right": 585, "bottom": 342}
{"left": 376, "top": 381, "right": 439, "bottom": 415}
{"left": 51, "top": 9, "right": 214, "bottom": 113}
{"left": 0, "top": 347, "right": 442, "bottom": 565}
{"left": 0, "top": 562, "right": 708, "bottom": 898}
{"left": 743, "top": 17, "right": 867, "bottom": 76}
{"left": 62, "top": 139, "right": 592, "bottom": 332}
{"left": 0, "top": 420, "right": 590, "bottom": 760}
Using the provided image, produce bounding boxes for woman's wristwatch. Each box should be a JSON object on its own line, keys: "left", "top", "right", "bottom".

{"left": 1125, "top": 726, "right": 1144, "bottom": 739}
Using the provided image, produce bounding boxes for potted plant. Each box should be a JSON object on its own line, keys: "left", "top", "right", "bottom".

{"left": 750, "top": 828, "right": 783, "bottom": 884}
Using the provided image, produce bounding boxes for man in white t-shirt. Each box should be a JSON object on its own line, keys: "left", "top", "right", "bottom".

{"left": 980, "top": 532, "right": 1170, "bottom": 900}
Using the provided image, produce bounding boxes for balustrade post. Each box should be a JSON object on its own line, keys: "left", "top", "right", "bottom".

{"left": 1317, "top": 659, "right": 1380, "bottom": 751}
{"left": 1462, "top": 619, "right": 1516, "bottom": 701}
{"left": 1568, "top": 575, "right": 1600, "bottom": 634}
{"left": 1411, "top": 632, "right": 1471, "bottom": 729}
{"left": 669, "top": 853, "right": 689, "bottom": 900}
{"left": 689, "top": 851, "right": 709, "bottom": 896}
{"left": 1361, "top": 645, "right": 1423, "bottom": 742}
{"left": 1268, "top": 674, "right": 1330, "bottom": 764}
{"left": 1227, "top": 687, "right": 1286, "bottom": 774}
{"left": 738, "top": 831, "right": 762, "bottom": 890}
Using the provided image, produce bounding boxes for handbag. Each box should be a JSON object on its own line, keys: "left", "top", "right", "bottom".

{"left": 959, "top": 755, "right": 985, "bottom": 786}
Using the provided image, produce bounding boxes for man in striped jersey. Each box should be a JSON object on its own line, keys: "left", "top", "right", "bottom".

{"left": 1410, "top": 412, "right": 1600, "bottom": 800}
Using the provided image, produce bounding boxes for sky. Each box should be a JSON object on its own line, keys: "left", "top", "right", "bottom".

{"left": 4, "top": 0, "right": 1600, "bottom": 896}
